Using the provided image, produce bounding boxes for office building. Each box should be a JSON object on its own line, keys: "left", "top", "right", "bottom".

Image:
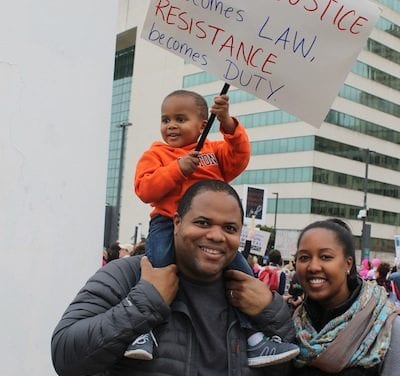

{"left": 108, "top": 0, "right": 399, "bottom": 261}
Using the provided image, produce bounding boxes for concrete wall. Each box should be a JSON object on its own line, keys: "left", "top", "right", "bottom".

{"left": 0, "top": 1, "right": 117, "bottom": 374}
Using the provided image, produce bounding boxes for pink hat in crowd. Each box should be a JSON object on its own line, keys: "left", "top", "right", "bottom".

{"left": 371, "top": 258, "right": 381, "bottom": 268}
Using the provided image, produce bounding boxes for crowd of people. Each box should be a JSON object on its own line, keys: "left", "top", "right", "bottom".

{"left": 51, "top": 87, "right": 399, "bottom": 375}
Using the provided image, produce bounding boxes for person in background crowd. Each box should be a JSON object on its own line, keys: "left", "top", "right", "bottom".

{"left": 358, "top": 258, "right": 371, "bottom": 280}
{"left": 248, "top": 254, "right": 262, "bottom": 277}
{"left": 132, "top": 239, "right": 146, "bottom": 256}
{"left": 51, "top": 180, "right": 298, "bottom": 375}
{"left": 390, "top": 258, "right": 398, "bottom": 274}
{"left": 102, "top": 248, "right": 108, "bottom": 266}
{"left": 388, "top": 271, "right": 400, "bottom": 311}
{"left": 375, "top": 262, "right": 392, "bottom": 296}
{"left": 282, "top": 260, "right": 296, "bottom": 296}
{"left": 366, "top": 257, "right": 381, "bottom": 280}
{"left": 102, "top": 242, "right": 120, "bottom": 266}
{"left": 291, "top": 218, "right": 399, "bottom": 375}
{"left": 118, "top": 243, "right": 134, "bottom": 258}
{"left": 259, "top": 250, "right": 286, "bottom": 296}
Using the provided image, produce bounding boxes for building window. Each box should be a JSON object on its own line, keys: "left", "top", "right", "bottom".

{"left": 325, "top": 110, "right": 400, "bottom": 144}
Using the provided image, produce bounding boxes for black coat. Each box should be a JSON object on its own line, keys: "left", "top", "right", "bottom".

{"left": 51, "top": 255, "right": 296, "bottom": 375}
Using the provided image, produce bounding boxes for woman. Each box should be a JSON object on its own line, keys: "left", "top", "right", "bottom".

{"left": 291, "top": 219, "right": 399, "bottom": 375}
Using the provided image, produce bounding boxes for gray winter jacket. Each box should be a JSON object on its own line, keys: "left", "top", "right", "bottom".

{"left": 51, "top": 255, "right": 295, "bottom": 376}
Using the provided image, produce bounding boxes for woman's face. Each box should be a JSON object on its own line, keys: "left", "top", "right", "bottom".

{"left": 296, "top": 228, "right": 353, "bottom": 310}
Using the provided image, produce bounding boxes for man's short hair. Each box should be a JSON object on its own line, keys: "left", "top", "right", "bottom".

{"left": 177, "top": 180, "right": 244, "bottom": 223}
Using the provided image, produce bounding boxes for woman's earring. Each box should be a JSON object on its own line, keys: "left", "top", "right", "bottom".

{"left": 347, "top": 270, "right": 350, "bottom": 275}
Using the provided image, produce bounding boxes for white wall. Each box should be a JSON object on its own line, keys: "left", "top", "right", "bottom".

{"left": 0, "top": 1, "right": 117, "bottom": 375}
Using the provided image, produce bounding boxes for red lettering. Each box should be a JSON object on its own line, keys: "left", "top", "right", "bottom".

{"left": 333, "top": 5, "right": 345, "bottom": 25}
{"left": 275, "top": 0, "right": 368, "bottom": 35}
{"left": 249, "top": 48, "right": 264, "bottom": 68}
{"left": 177, "top": 12, "right": 190, "bottom": 31}
{"left": 337, "top": 10, "right": 356, "bottom": 31}
{"left": 154, "top": 0, "right": 170, "bottom": 20}
{"left": 304, "top": 0, "right": 318, "bottom": 12}
{"left": 207, "top": 25, "right": 225, "bottom": 45}
{"left": 195, "top": 20, "right": 207, "bottom": 39}
{"left": 320, "top": 0, "right": 338, "bottom": 21}
{"left": 350, "top": 16, "right": 368, "bottom": 34}
{"left": 261, "top": 53, "right": 278, "bottom": 74}
{"left": 219, "top": 35, "right": 235, "bottom": 56}
{"left": 236, "top": 42, "right": 251, "bottom": 65}
{"left": 166, "top": 6, "right": 179, "bottom": 24}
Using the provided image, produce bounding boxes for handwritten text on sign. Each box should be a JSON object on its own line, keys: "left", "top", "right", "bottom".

{"left": 142, "top": 0, "right": 380, "bottom": 127}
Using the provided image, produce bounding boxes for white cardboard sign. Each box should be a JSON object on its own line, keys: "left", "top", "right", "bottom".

{"left": 142, "top": 0, "right": 381, "bottom": 127}
{"left": 239, "top": 228, "right": 271, "bottom": 257}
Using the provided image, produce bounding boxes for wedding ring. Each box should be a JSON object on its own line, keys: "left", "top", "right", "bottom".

{"left": 229, "top": 290, "right": 234, "bottom": 299}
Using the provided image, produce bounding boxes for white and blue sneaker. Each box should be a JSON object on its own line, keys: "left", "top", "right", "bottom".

{"left": 124, "top": 332, "right": 157, "bottom": 360}
{"left": 247, "top": 335, "right": 300, "bottom": 367}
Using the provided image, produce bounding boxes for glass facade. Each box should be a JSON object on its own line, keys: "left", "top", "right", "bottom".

{"left": 325, "top": 110, "right": 400, "bottom": 144}
{"left": 233, "top": 167, "right": 399, "bottom": 200}
{"left": 376, "top": 0, "right": 400, "bottom": 12}
{"left": 264, "top": 197, "right": 399, "bottom": 226}
{"left": 376, "top": 17, "right": 400, "bottom": 38}
{"left": 366, "top": 39, "right": 400, "bottom": 63}
{"left": 106, "top": 46, "right": 134, "bottom": 207}
{"left": 314, "top": 137, "right": 400, "bottom": 172}
{"left": 233, "top": 167, "right": 313, "bottom": 185}
{"left": 351, "top": 61, "right": 400, "bottom": 91}
{"left": 249, "top": 136, "right": 399, "bottom": 171}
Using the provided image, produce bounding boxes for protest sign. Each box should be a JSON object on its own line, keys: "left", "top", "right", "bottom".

{"left": 275, "top": 229, "right": 301, "bottom": 260}
{"left": 142, "top": 0, "right": 381, "bottom": 127}
{"left": 239, "top": 227, "right": 270, "bottom": 257}
{"left": 242, "top": 185, "right": 267, "bottom": 225}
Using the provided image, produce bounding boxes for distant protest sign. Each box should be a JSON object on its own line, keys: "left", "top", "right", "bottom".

{"left": 142, "top": 0, "right": 381, "bottom": 127}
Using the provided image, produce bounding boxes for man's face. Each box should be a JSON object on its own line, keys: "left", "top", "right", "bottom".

{"left": 173, "top": 190, "right": 242, "bottom": 282}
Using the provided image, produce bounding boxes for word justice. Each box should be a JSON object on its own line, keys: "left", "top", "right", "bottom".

{"left": 276, "top": 0, "right": 369, "bottom": 34}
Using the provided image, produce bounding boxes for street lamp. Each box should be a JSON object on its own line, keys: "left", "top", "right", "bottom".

{"left": 112, "top": 121, "right": 132, "bottom": 242}
{"left": 116, "top": 122, "right": 132, "bottom": 214}
{"left": 359, "top": 148, "right": 371, "bottom": 262}
{"left": 273, "top": 192, "right": 279, "bottom": 249}
{"left": 104, "top": 121, "right": 132, "bottom": 246}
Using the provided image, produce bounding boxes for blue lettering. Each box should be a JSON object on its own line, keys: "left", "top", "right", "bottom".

{"left": 223, "top": 59, "right": 285, "bottom": 100}
{"left": 148, "top": 22, "right": 166, "bottom": 44}
{"left": 258, "top": 17, "right": 317, "bottom": 62}
{"left": 258, "top": 17, "right": 273, "bottom": 41}
{"left": 292, "top": 32, "right": 317, "bottom": 58}
{"left": 275, "top": 28, "right": 291, "bottom": 50}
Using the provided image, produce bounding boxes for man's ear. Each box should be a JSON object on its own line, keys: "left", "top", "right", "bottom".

{"left": 173, "top": 212, "right": 181, "bottom": 233}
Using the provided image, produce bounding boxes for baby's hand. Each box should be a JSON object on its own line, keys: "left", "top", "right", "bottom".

{"left": 211, "top": 95, "right": 235, "bottom": 133}
{"left": 178, "top": 151, "right": 200, "bottom": 176}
